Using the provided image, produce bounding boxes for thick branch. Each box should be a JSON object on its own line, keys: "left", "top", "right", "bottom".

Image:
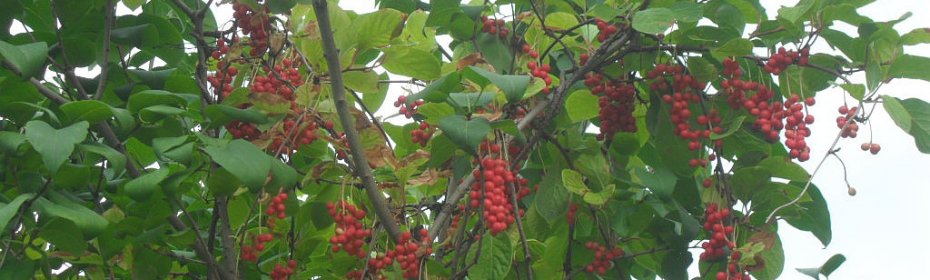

{"left": 312, "top": 0, "right": 402, "bottom": 242}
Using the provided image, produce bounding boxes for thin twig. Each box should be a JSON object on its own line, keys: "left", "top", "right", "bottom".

{"left": 94, "top": 0, "right": 114, "bottom": 100}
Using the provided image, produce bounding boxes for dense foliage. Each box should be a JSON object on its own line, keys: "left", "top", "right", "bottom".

{"left": 1, "top": 0, "right": 929, "bottom": 279}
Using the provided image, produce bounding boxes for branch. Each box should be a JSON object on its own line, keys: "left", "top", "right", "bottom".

{"left": 93, "top": 0, "right": 114, "bottom": 100}
{"left": 312, "top": 0, "right": 402, "bottom": 242}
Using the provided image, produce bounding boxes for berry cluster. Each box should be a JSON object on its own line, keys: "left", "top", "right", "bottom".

{"left": 241, "top": 192, "right": 289, "bottom": 263}
{"left": 584, "top": 73, "right": 638, "bottom": 140}
{"left": 722, "top": 58, "right": 818, "bottom": 162}
{"left": 393, "top": 230, "right": 431, "bottom": 278}
{"left": 716, "top": 251, "right": 751, "bottom": 280}
{"left": 240, "top": 232, "right": 274, "bottom": 263}
{"left": 410, "top": 122, "right": 433, "bottom": 147}
{"left": 470, "top": 157, "right": 518, "bottom": 235}
{"left": 649, "top": 64, "right": 721, "bottom": 168}
{"left": 227, "top": 119, "right": 262, "bottom": 140}
{"left": 394, "top": 95, "right": 424, "bottom": 119}
{"left": 251, "top": 60, "right": 304, "bottom": 101}
{"left": 594, "top": 18, "right": 619, "bottom": 42}
{"left": 265, "top": 192, "right": 289, "bottom": 219}
{"left": 783, "top": 95, "right": 815, "bottom": 161}
{"left": 232, "top": 2, "right": 271, "bottom": 56}
{"left": 271, "top": 117, "right": 319, "bottom": 155}
{"left": 861, "top": 142, "right": 881, "bottom": 154}
{"left": 270, "top": 260, "right": 297, "bottom": 280}
{"left": 527, "top": 61, "right": 553, "bottom": 94}
{"left": 836, "top": 105, "right": 860, "bottom": 138}
{"left": 327, "top": 201, "right": 372, "bottom": 258}
{"left": 567, "top": 203, "right": 579, "bottom": 225}
{"left": 520, "top": 43, "right": 540, "bottom": 59}
{"left": 764, "top": 47, "right": 810, "bottom": 75}
{"left": 480, "top": 16, "right": 510, "bottom": 38}
{"left": 699, "top": 203, "right": 734, "bottom": 261}
{"left": 584, "top": 241, "right": 624, "bottom": 275}
{"left": 208, "top": 39, "right": 238, "bottom": 98}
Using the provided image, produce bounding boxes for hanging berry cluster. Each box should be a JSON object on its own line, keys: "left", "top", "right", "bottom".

{"left": 410, "top": 122, "right": 433, "bottom": 147}
{"left": 836, "top": 105, "right": 860, "bottom": 138}
{"left": 699, "top": 203, "right": 734, "bottom": 261}
{"left": 649, "top": 64, "right": 722, "bottom": 168}
{"left": 584, "top": 73, "right": 638, "bottom": 140}
{"left": 241, "top": 192, "right": 289, "bottom": 263}
{"left": 270, "top": 260, "right": 297, "bottom": 280}
{"left": 208, "top": 44, "right": 237, "bottom": 98}
{"left": 232, "top": 2, "right": 271, "bottom": 56}
{"left": 594, "top": 18, "right": 619, "bottom": 42}
{"left": 469, "top": 142, "right": 534, "bottom": 235}
{"left": 527, "top": 61, "right": 553, "bottom": 94}
{"left": 764, "top": 47, "right": 810, "bottom": 75}
{"left": 721, "top": 58, "right": 817, "bottom": 162}
{"left": 783, "top": 95, "right": 815, "bottom": 161}
{"left": 393, "top": 95, "right": 424, "bottom": 119}
{"left": 391, "top": 230, "right": 431, "bottom": 279}
{"left": 716, "top": 255, "right": 751, "bottom": 280}
{"left": 251, "top": 60, "right": 304, "bottom": 100}
{"left": 327, "top": 200, "right": 371, "bottom": 258}
{"left": 584, "top": 241, "right": 625, "bottom": 275}
{"left": 480, "top": 16, "right": 510, "bottom": 38}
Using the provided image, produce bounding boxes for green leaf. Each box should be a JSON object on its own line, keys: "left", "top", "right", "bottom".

{"left": 543, "top": 12, "right": 580, "bottom": 31}
{"left": 889, "top": 55, "right": 930, "bottom": 83}
{"left": 205, "top": 104, "right": 269, "bottom": 127}
{"left": 883, "top": 97, "right": 930, "bottom": 153}
{"left": 354, "top": 9, "right": 404, "bottom": 50}
{"left": 686, "top": 57, "right": 718, "bottom": 83}
{"left": 411, "top": 73, "right": 461, "bottom": 103}
{"left": 565, "top": 89, "right": 599, "bottom": 123}
{"left": 127, "top": 90, "right": 188, "bottom": 113}
{"left": 712, "top": 38, "right": 753, "bottom": 60}
{"left": 583, "top": 184, "right": 615, "bottom": 206}
{"left": 757, "top": 156, "right": 809, "bottom": 182}
{"left": 711, "top": 116, "right": 746, "bottom": 140}
{"left": 342, "top": 70, "right": 380, "bottom": 94}
{"left": 0, "top": 132, "right": 26, "bottom": 153}
{"left": 447, "top": 92, "right": 496, "bottom": 110}
{"left": 797, "top": 254, "right": 846, "bottom": 279}
{"left": 204, "top": 139, "right": 274, "bottom": 190}
{"left": 0, "top": 41, "right": 48, "bottom": 78}
{"left": 730, "top": 167, "right": 772, "bottom": 201}
{"left": 25, "top": 121, "right": 89, "bottom": 174}
{"left": 633, "top": 8, "right": 676, "bottom": 34}
{"left": 475, "top": 33, "right": 513, "bottom": 74}
{"left": 467, "top": 66, "right": 530, "bottom": 103}
{"left": 0, "top": 194, "right": 33, "bottom": 233}
{"left": 33, "top": 196, "right": 108, "bottom": 237}
{"left": 882, "top": 95, "right": 912, "bottom": 133}
{"left": 60, "top": 100, "right": 114, "bottom": 123}
{"left": 821, "top": 254, "right": 846, "bottom": 276}
{"left": 124, "top": 167, "right": 169, "bottom": 201}
{"left": 561, "top": 169, "right": 589, "bottom": 195}
{"left": 437, "top": 115, "right": 490, "bottom": 154}
{"left": 40, "top": 218, "right": 86, "bottom": 255}
{"left": 78, "top": 143, "right": 128, "bottom": 176}
{"left": 839, "top": 84, "right": 866, "bottom": 101}
{"left": 751, "top": 234, "right": 785, "bottom": 280}
{"left": 635, "top": 166, "right": 677, "bottom": 197}
{"left": 784, "top": 183, "right": 832, "bottom": 246}
{"left": 670, "top": 1, "right": 703, "bottom": 23}
{"left": 266, "top": 0, "right": 297, "bottom": 14}
{"left": 468, "top": 233, "right": 512, "bottom": 279}
{"left": 777, "top": 0, "right": 816, "bottom": 23}
{"left": 381, "top": 46, "right": 441, "bottom": 80}
{"left": 901, "top": 28, "right": 930, "bottom": 45}
{"left": 535, "top": 172, "right": 569, "bottom": 224}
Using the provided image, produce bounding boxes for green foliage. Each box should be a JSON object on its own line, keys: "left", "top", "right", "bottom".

{"left": 0, "top": 0, "right": 925, "bottom": 279}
